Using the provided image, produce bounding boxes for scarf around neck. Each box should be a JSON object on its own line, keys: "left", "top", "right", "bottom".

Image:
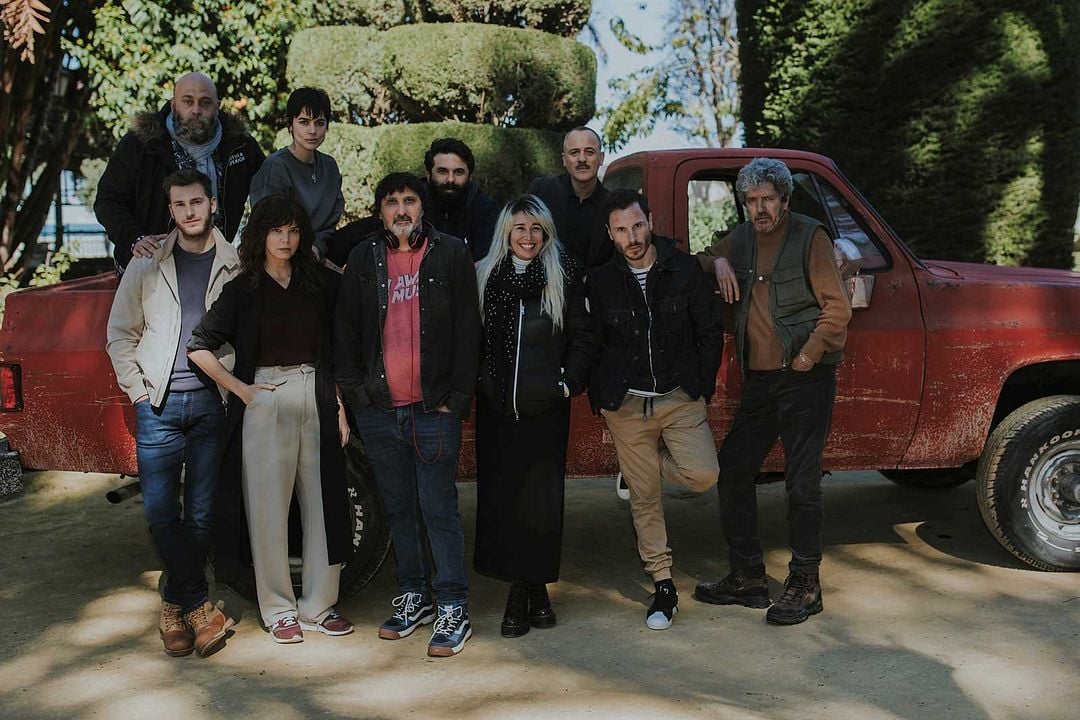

{"left": 166, "top": 111, "right": 223, "bottom": 194}
{"left": 482, "top": 255, "right": 548, "bottom": 404}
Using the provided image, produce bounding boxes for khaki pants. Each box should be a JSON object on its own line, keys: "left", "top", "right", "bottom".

{"left": 602, "top": 390, "right": 719, "bottom": 581}
{"left": 242, "top": 364, "right": 340, "bottom": 626}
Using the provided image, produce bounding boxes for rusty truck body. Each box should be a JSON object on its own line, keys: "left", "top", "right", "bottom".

{"left": 1, "top": 148, "right": 1077, "bottom": 587}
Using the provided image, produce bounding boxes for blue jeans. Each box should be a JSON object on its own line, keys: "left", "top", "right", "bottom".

{"left": 135, "top": 387, "right": 226, "bottom": 612}
{"left": 354, "top": 402, "right": 468, "bottom": 605}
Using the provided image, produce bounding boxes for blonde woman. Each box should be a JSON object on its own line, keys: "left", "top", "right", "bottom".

{"left": 473, "top": 195, "right": 595, "bottom": 638}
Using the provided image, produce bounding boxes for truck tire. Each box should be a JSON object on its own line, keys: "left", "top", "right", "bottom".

{"left": 880, "top": 468, "right": 973, "bottom": 488}
{"left": 224, "top": 436, "right": 391, "bottom": 602}
{"left": 976, "top": 395, "right": 1080, "bottom": 571}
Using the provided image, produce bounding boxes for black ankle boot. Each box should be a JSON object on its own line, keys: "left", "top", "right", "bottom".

{"left": 526, "top": 582, "right": 556, "bottom": 628}
{"left": 501, "top": 581, "right": 530, "bottom": 638}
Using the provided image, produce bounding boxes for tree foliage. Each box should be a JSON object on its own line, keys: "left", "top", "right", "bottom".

{"left": 1, "top": 0, "right": 97, "bottom": 278}
{"left": 738, "top": 0, "right": 1080, "bottom": 268}
{"left": 310, "top": 0, "right": 592, "bottom": 36}
{"left": 602, "top": 0, "right": 739, "bottom": 150}
{"left": 70, "top": 0, "right": 309, "bottom": 149}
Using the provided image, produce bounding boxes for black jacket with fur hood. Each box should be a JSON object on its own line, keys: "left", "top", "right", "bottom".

{"left": 94, "top": 104, "right": 264, "bottom": 270}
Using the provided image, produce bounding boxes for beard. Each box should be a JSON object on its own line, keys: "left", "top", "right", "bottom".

{"left": 174, "top": 112, "right": 217, "bottom": 144}
{"left": 431, "top": 180, "right": 465, "bottom": 205}
{"left": 177, "top": 214, "right": 213, "bottom": 241}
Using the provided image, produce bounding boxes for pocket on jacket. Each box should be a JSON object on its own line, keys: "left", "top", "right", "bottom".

{"left": 772, "top": 266, "right": 809, "bottom": 308}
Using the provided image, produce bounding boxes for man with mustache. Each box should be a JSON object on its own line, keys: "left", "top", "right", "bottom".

{"left": 586, "top": 190, "right": 724, "bottom": 631}
{"left": 693, "top": 158, "right": 851, "bottom": 626}
{"left": 95, "top": 72, "right": 264, "bottom": 271}
{"left": 106, "top": 169, "right": 240, "bottom": 657}
{"left": 335, "top": 173, "right": 480, "bottom": 657}
{"left": 423, "top": 137, "right": 498, "bottom": 261}
{"left": 527, "top": 126, "right": 612, "bottom": 270}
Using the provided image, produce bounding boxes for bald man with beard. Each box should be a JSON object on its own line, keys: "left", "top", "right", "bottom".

{"left": 96, "top": 72, "right": 264, "bottom": 271}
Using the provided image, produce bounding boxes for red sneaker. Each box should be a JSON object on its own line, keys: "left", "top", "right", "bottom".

{"left": 301, "top": 609, "right": 354, "bottom": 636}
{"left": 270, "top": 616, "right": 304, "bottom": 644}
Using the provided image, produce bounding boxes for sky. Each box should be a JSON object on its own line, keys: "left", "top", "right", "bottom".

{"left": 585, "top": 0, "right": 688, "bottom": 160}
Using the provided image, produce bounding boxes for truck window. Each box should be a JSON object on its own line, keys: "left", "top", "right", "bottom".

{"left": 688, "top": 177, "right": 738, "bottom": 253}
{"left": 603, "top": 167, "right": 643, "bottom": 193}
{"left": 818, "top": 179, "right": 888, "bottom": 271}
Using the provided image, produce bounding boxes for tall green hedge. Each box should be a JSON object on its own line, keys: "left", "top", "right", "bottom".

{"left": 311, "top": 0, "right": 592, "bottom": 36}
{"left": 288, "top": 23, "right": 596, "bottom": 129}
{"left": 281, "top": 122, "right": 562, "bottom": 222}
{"left": 738, "top": 0, "right": 1080, "bottom": 267}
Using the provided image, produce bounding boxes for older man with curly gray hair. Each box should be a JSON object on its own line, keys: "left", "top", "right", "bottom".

{"left": 694, "top": 157, "right": 852, "bottom": 626}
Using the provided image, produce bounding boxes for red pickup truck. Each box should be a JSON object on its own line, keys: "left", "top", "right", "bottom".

{"left": 2, "top": 149, "right": 1078, "bottom": 595}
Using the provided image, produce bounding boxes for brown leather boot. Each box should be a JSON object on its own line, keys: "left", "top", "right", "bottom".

{"left": 766, "top": 572, "right": 823, "bottom": 626}
{"left": 183, "top": 601, "right": 235, "bottom": 657}
{"left": 159, "top": 601, "right": 194, "bottom": 657}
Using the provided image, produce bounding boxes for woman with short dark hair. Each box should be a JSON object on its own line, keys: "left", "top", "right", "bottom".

{"left": 473, "top": 195, "right": 595, "bottom": 637}
{"left": 188, "top": 195, "right": 353, "bottom": 644}
{"left": 248, "top": 87, "right": 344, "bottom": 261}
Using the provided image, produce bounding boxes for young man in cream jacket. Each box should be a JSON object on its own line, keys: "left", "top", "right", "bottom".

{"left": 106, "top": 168, "right": 239, "bottom": 658}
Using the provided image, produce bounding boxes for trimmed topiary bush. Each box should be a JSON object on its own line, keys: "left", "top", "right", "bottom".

{"left": 281, "top": 121, "right": 563, "bottom": 222}
{"left": 738, "top": 0, "right": 1080, "bottom": 267}
{"left": 286, "top": 26, "right": 385, "bottom": 126}
{"left": 310, "top": 0, "right": 591, "bottom": 36}
{"left": 420, "top": 0, "right": 592, "bottom": 36}
{"left": 287, "top": 23, "right": 596, "bottom": 129}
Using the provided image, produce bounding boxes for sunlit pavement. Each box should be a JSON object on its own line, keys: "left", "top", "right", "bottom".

{"left": 1, "top": 470, "right": 1077, "bottom": 720}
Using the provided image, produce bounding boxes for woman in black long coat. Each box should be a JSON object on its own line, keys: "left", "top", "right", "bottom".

{"left": 188, "top": 195, "right": 353, "bottom": 644}
{"left": 473, "top": 194, "right": 595, "bottom": 638}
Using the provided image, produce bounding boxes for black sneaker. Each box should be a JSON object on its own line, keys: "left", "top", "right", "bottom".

{"left": 501, "top": 582, "right": 530, "bottom": 638}
{"left": 526, "top": 582, "right": 556, "bottom": 629}
{"left": 645, "top": 579, "right": 678, "bottom": 630}
{"left": 766, "top": 572, "right": 823, "bottom": 626}
{"left": 694, "top": 567, "right": 771, "bottom": 608}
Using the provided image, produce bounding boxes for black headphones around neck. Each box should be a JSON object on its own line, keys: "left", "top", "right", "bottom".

{"left": 383, "top": 222, "right": 428, "bottom": 250}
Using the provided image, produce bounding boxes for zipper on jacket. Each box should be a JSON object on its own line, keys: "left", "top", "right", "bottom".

{"left": 511, "top": 299, "right": 525, "bottom": 420}
{"left": 645, "top": 302, "right": 657, "bottom": 392}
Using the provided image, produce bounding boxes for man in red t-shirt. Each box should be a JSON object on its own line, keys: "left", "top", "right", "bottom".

{"left": 335, "top": 173, "right": 480, "bottom": 657}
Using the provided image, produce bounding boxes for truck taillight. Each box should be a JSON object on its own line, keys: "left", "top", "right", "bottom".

{"left": 0, "top": 364, "right": 22, "bottom": 411}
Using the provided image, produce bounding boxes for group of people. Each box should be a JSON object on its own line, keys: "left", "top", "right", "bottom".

{"left": 101, "top": 72, "right": 852, "bottom": 661}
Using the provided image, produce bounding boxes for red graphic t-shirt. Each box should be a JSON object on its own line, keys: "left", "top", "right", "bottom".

{"left": 383, "top": 242, "right": 426, "bottom": 406}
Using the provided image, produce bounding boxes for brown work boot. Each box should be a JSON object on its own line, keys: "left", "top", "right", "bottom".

{"left": 183, "top": 601, "right": 234, "bottom": 657}
{"left": 765, "top": 572, "right": 823, "bottom": 626}
{"left": 159, "top": 601, "right": 194, "bottom": 657}
{"left": 693, "top": 567, "right": 771, "bottom": 608}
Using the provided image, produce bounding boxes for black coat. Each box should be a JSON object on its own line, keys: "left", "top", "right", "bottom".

{"left": 477, "top": 253, "right": 595, "bottom": 417}
{"left": 586, "top": 236, "right": 724, "bottom": 413}
{"left": 334, "top": 226, "right": 481, "bottom": 416}
{"left": 527, "top": 174, "right": 612, "bottom": 270}
{"left": 187, "top": 267, "right": 351, "bottom": 582}
{"left": 425, "top": 181, "right": 500, "bottom": 262}
{"left": 94, "top": 105, "right": 264, "bottom": 270}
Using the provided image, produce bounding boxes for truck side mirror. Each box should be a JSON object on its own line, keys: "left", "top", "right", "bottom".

{"left": 834, "top": 236, "right": 873, "bottom": 310}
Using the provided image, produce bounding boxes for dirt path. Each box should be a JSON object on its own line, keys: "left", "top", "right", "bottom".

{"left": 1, "top": 471, "right": 1076, "bottom": 719}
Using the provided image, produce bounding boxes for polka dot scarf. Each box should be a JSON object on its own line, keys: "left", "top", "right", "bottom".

{"left": 482, "top": 255, "right": 547, "bottom": 405}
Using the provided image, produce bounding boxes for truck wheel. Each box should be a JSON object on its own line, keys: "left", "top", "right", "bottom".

{"left": 976, "top": 395, "right": 1080, "bottom": 571}
{"left": 225, "top": 436, "right": 391, "bottom": 602}
{"left": 880, "top": 468, "right": 973, "bottom": 488}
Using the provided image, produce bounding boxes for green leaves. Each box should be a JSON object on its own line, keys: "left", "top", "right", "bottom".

{"left": 739, "top": 0, "right": 1080, "bottom": 268}
{"left": 601, "top": 0, "right": 740, "bottom": 150}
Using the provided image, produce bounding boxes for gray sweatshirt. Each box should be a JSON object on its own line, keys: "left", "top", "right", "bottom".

{"left": 248, "top": 147, "right": 345, "bottom": 256}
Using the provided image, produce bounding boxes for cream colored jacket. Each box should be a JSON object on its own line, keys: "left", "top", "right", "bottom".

{"left": 106, "top": 228, "right": 240, "bottom": 407}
